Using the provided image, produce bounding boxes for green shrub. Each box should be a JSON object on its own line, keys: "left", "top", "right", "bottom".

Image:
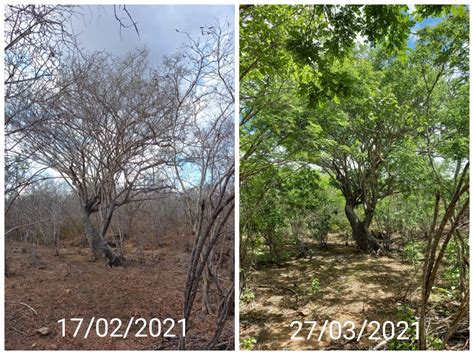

{"left": 387, "top": 306, "right": 418, "bottom": 350}
{"left": 402, "top": 240, "right": 423, "bottom": 264}
{"left": 388, "top": 305, "right": 442, "bottom": 350}
{"left": 255, "top": 249, "right": 291, "bottom": 266}
{"left": 308, "top": 277, "right": 320, "bottom": 296}
{"left": 240, "top": 289, "right": 255, "bottom": 305}
{"left": 441, "top": 240, "right": 463, "bottom": 289}
{"left": 241, "top": 336, "right": 257, "bottom": 350}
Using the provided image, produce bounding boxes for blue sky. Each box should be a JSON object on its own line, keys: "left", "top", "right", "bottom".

{"left": 72, "top": 5, "right": 234, "bottom": 64}
{"left": 408, "top": 16, "right": 443, "bottom": 48}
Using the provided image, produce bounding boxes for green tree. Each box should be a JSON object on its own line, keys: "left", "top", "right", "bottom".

{"left": 290, "top": 54, "right": 420, "bottom": 251}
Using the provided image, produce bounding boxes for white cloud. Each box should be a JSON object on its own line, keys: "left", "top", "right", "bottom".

{"left": 71, "top": 5, "right": 234, "bottom": 65}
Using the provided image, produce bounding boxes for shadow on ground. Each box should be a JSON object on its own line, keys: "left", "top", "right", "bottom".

{"left": 240, "top": 234, "right": 420, "bottom": 350}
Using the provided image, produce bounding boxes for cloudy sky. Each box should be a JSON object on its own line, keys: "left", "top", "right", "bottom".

{"left": 71, "top": 5, "right": 234, "bottom": 64}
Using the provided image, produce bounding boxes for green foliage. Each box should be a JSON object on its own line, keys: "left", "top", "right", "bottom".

{"left": 240, "top": 7, "right": 469, "bottom": 352}
{"left": 439, "top": 239, "right": 468, "bottom": 299}
{"left": 388, "top": 305, "right": 443, "bottom": 350}
{"left": 240, "top": 2, "right": 469, "bottom": 276}
{"left": 255, "top": 248, "right": 291, "bottom": 266}
{"left": 429, "top": 336, "right": 444, "bottom": 350}
{"left": 387, "top": 305, "right": 418, "bottom": 350}
{"left": 308, "top": 277, "right": 320, "bottom": 296}
{"left": 402, "top": 240, "right": 424, "bottom": 265}
{"left": 376, "top": 193, "right": 433, "bottom": 238}
{"left": 241, "top": 162, "right": 345, "bottom": 268}
{"left": 443, "top": 241, "right": 460, "bottom": 284}
{"left": 432, "top": 286, "right": 456, "bottom": 301}
{"left": 241, "top": 337, "right": 257, "bottom": 350}
{"left": 240, "top": 5, "right": 414, "bottom": 100}
{"left": 240, "top": 289, "right": 256, "bottom": 305}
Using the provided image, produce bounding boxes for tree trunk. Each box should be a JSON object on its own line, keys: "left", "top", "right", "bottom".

{"left": 344, "top": 204, "right": 381, "bottom": 252}
{"left": 5, "top": 252, "right": 9, "bottom": 277}
{"left": 81, "top": 209, "right": 122, "bottom": 266}
{"left": 53, "top": 219, "right": 60, "bottom": 257}
{"left": 418, "top": 311, "right": 427, "bottom": 349}
{"left": 292, "top": 219, "right": 308, "bottom": 256}
{"left": 454, "top": 230, "right": 467, "bottom": 299}
{"left": 201, "top": 255, "right": 213, "bottom": 314}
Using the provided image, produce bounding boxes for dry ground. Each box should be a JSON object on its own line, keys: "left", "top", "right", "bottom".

{"left": 5, "top": 234, "right": 233, "bottom": 350}
{"left": 240, "top": 234, "right": 419, "bottom": 350}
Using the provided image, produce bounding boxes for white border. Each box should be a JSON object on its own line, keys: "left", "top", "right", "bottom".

{"left": 1, "top": 1, "right": 472, "bottom": 354}
{"left": 234, "top": 1, "right": 240, "bottom": 352}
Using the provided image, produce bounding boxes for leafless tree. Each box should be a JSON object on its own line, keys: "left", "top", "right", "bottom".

{"left": 418, "top": 162, "right": 469, "bottom": 349}
{"left": 6, "top": 8, "right": 235, "bottom": 346}
{"left": 4, "top": 5, "right": 77, "bottom": 108}
{"left": 4, "top": 5, "right": 140, "bottom": 216}
{"left": 22, "top": 50, "right": 178, "bottom": 265}
{"left": 166, "top": 23, "right": 234, "bottom": 350}
{"left": 4, "top": 5, "right": 79, "bottom": 215}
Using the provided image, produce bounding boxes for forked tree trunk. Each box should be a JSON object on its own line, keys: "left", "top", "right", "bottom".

{"left": 344, "top": 204, "right": 381, "bottom": 252}
{"left": 81, "top": 209, "right": 122, "bottom": 266}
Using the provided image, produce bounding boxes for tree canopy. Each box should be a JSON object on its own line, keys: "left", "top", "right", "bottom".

{"left": 240, "top": 4, "right": 468, "bottom": 252}
{"left": 240, "top": 5, "right": 469, "bottom": 350}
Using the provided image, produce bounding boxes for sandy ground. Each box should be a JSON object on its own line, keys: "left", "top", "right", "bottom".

{"left": 240, "top": 234, "right": 419, "bottom": 350}
{"left": 5, "top": 234, "right": 233, "bottom": 350}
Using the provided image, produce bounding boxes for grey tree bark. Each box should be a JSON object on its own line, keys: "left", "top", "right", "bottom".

{"left": 344, "top": 204, "right": 381, "bottom": 252}
{"left": 81, "top": 208, "right": 122, "bottom": 266}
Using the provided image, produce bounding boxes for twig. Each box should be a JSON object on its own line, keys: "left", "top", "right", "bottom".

{"left": 62, "top": 262, "right": 70, "bottom": 280}
{"left": 283, "top": 287, "right": 299, "bottom": 305}
{"left": 400, "top": 263, "right": 422, "bottom": 302}
{"left": 258, "top": 284, "right": 299, "bottom": 304}
{"left": 5, "top": 301, "right": 39, "bottom": 316}
{"left": 213, "top": 336, "right": 234, "bottom": 350}
{"left": 139, "top": 339, "right": 164, "bottom": 350}
{"left": 5, "top": 219, "right": 54, "bottom": 236}
{"left": 11, "top": 326, "right": 28, "bottom": 336}
{"left": 373, "top": 339, "right": 387, "bottom": 350}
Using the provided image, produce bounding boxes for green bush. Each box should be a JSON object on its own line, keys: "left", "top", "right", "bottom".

{"left": 241, "top": 337, "right": 257, "bottom": 350}
{"left": 388, "top": 306, "right": 418, "bottom": 350}
{"left": 441, "top": 240, "right": 463, "bottom": 290}
{"left": 240, "top": 289, "right": 255, "bottom": 305}
{"left": 255, "top": 247, "right": 291, "bottom": 265}
{"left": 402, "top": 240, "right": 423, "bottom": 264}
{"left": 308, "top": 277, "right": 320, "bottom": 296}
{"left": 388, "top": 305, "right": 443, "bottom": 350}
